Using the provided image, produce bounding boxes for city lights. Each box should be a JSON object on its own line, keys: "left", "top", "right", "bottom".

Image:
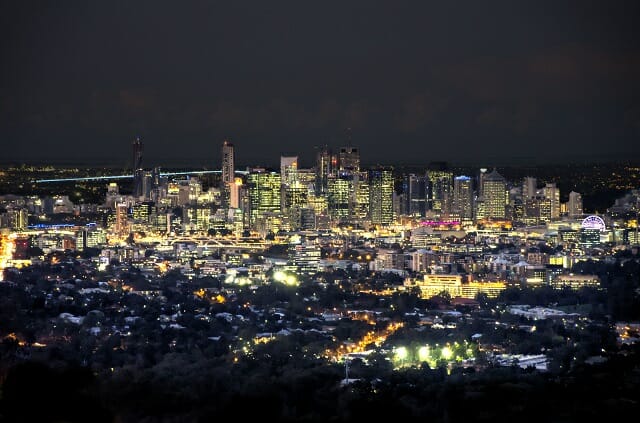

{"left": 441, "top": 346, "right": 453, "bottom": 360}
{"left": 418, "top": 345, "right": 430, "bottom": 362}
{"left": 2, "top": 3, "right": 639, "bottom": 421}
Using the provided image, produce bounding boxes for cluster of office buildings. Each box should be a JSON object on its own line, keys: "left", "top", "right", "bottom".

{"left": 2, "top": 138, "right": 639, "bottom": 299}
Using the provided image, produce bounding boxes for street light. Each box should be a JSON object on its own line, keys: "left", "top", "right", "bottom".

{"left": 441, "top": 346, "right": 453, "bottom": 360}
{"left": 418, "top": 345, "right": 430, "bottom": 362}
{"left": 395, "top": 346, "right": 408, "bottom": 367}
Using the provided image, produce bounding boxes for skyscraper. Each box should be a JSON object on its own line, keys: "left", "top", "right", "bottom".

{"left": 338, "top": 146, "right": 360, "bottom": 174}
{"left": 543, "top": 183, "right": 560, "bottom": 219}
{"left": 403, "top": 173, "right": 428, "bottom": 217}
{"left": 478, "top": 168, "right": 488, "bottom": 197}
{"left": 115, "top": 203, "right": 129, "bottom": 235}
{"left": 247, "top": 169, "right": 281, "bottom": 227}
{"left": 522, "top": 177, "right": 537, "bottom": 199}
{"left": 452, "top": 176, "right": 473, "bottom": 221}
{"left": 315, "top": 145, "right": 334, "bottom": 195}
{"left": 280, "top": 156, "right": 298, "bottom": 185}
{"left": 221, "top": 139, "right": 235, "bottom": 208}
{"left": 280, "top": 156, "right": 307, "bottom": 227}
{"left": 427, "top": 163, "right": 453, "bottom": 214}
{"left": 481, "top": 169, "right": 507, "bottom": 219}
{"left": 132, "top": 136, "right": 144, "bottom": 197}
{"left": 369, "top": 167, "right": 394, "bottom": 225}
{"left": 352, "top": 172, "right": 370, "bottom": 220}
{"left": 327, "top": 176, "right": 350, "bottom": 221}
{"left": 568, "top": 191, "right": 583, "bottom": 218}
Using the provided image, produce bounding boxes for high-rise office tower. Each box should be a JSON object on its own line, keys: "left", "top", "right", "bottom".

{"left": 338, "top": 146, "right": 360, "bottom": 174}
{"left": 132, "top": 136, "right": 144, "bottom": 197}
{"left": 427, "top": 162, "right": 453, "bottom": 214}
{"left": 327, "top": 176, "right": 350, "bottom": 221}
{"left": 524, "top": 195, "right": 552, "bottom": 224}
{"left": 523, "top": 177, "right": 537, "bottom": 199}
{"left": 369, "top": 167, "right": 394, "bottom": 225}
{"left": 543, "top": 183, "right": 560, "bottom": 219}
{"left": 478, "top": 168, "right": 488, "bottom": 197}
{"left": 229, "top": 177, "right": 243, "bottom": 209}
{"left": 247, "top": 169, "right": 281, "bottom": 227}
{"left": 280, "top": 155, "right": 306, "bottom": 226}
{"left": 280, "top": 156, "right": 298, "bottom": 185}
{"left": 403, "top": 174, "right": 428, "bottom": 217}
{"left": 315, "top": 145, "right": 334, "bottom": 195}
{"left": 452, "top": 176, "right": 474, "bottom": 221}
{"left": 188, "top": 177, "right": 202, "bottom": 204}
{"left": 115, "top": 203, "right": 129, "bottom": 235}
{"left": 352, "top": 172, "right": 370, "bottom": 220}
{"left": 568, "top": 191, "right": 583, "bottom": 218}
{"left": 481, "top": 169, "right": 507, "bottom": 219}
{"left": 221, "top": 139, "right": 235, "bottom": 208}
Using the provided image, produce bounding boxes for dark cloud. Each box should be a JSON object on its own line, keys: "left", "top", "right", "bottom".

{"left": 396, "top": 93, "right": 448, "bottom": 132}
{"left": 1, "top": 1, "right": 639, "bottom": 167}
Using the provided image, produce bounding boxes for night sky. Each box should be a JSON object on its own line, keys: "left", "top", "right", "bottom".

{"left": 1, "top": 1, "right": 639, "bottom": 168}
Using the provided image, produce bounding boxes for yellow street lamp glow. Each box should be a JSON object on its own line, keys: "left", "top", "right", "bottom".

{"left": 418, "top": 346, "right": 430, "bottom": 361}
{"left": 441, "top": 346, "right": 453, "bottom": 360}
{"left": 273, "top": 271, "right": 286, "bottom": 282}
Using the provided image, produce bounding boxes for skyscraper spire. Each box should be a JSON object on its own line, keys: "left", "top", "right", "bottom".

{"left": 221, "top": 139, "right": 235, "bottom": 208}
{"left": 132, "top": 136, "right": 144, "bottom": 197}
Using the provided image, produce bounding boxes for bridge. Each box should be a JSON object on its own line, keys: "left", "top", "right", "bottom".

{"left": 34, "top": 169, "right": 249, "bottom": 184}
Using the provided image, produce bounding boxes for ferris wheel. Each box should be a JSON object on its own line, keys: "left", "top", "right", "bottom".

{"left": 581, "top": 215, "right": 606, "bottom": 231}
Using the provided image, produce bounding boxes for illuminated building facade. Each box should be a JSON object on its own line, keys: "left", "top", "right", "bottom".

{"left": 522, "top": 176, "right": 537, "bottom": 199}
{"left": 183, "top": 205, "right": 212, "bottom": 232}
{"left": 229, "top": 177, "right": 243, "bottom": 209}
{"left": 115, "top": 203, "right": 129, "bottom": 235}
{"left": 307, "top": 193, "right": 328, "bottom": 216}
{"left": 460, "top": 281, "right": 507, "bottom": 299}
{"left": 543, "top": 183, "right": 560, "bottom": 220}
{"left": 280, "top": 156, "right": 298, "bottom": 186}
{"left": 0, "top": 208, "right": 28, "bottom": 230}
{"left": 403, "top": 174, "right": 428, "bottom": 217}
{"left": 188, "top": 178, "right": 202, "bottom": 204}
{"left": 452, "top": 176, "right": 473, "bottom": 222}
{"left": 481, "top": 169, "right": 507, "bottom": 219}
{"left": 427, "top": 167, "right": 453, "bottom": 214}
{"left": 338, "top": 146, "right": 360, "bottom": 174}
{"left": 290, "top": 241, "right": 321, "bottom": 276}
{"left": 568, "top": 191, "right": 583, "bottom": 218}
{"left": 77, "top": 227, "right": 107, "bottom": 251}
{"left": 369, "top": 167, "right": 394, "bottom": 225}
{"left": 132, "top": 136, "right": 144, "bottom": 198}
{"left": 580, "top": 215, "right": 606, "bottom": 247}
{"left": 352, "top": 172, "right": 370, "bottom": 220}
{"left": 315, "top": 145, "right": 335, "bottom": 195}
{"left": 283, "top": 184, "right": 308, "bottom": 229}
{"left": 280, "top": 156, "right": 308, "bottom": 227}
{"left": 408, "top": 274, "right": 506, "bottom": 299}
{"left": 327, "top": 176, "right": 350, "bottom": 221}
{"left": 131, "top": 202, "right": 153, "bottom": 231}
{"left": 524, "top": 196, "right": 552, "bottom": 224}
{"left": 221, "top": 139, "right": 235, "bottom": 208}
{"left": 551, "top": 274, "right": 600, "bottom": 290}
{"left": 247, "top": 169, "right": 281, "bottom": 227}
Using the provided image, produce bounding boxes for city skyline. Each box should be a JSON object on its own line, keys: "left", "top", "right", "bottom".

{"left": 0, "top": 134, "right": 637, "bottom": 170}
{"left": 1, "top": 2, "right": 639, "bottom": 166}
{"left": 2, "top": 3, "right": 640, "bottom": 420}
